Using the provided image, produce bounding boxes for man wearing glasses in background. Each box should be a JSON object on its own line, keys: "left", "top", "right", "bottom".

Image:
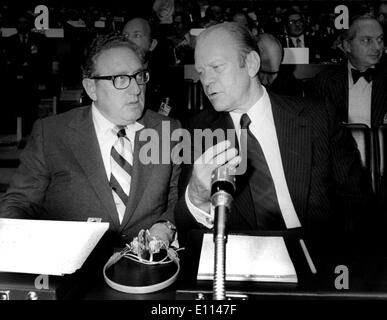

{"left": 0, "top": 34, "right": 181, "bottom": 263}
{"left": 279, "top": 8, "right": 319, "bottom": 62}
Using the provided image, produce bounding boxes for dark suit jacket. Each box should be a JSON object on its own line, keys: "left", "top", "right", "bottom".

{"left": 175, "top": 91, "right": 374, "bottom": 251}
{"left": 0, "top": 106, "right": 181, "bottom": 246}
{"left": 312, "top": 63, "right": 387, "bottom": 127}
{"left": 5, "top": 32, "right": 51, "bottom": 85}
{"left": 268, "top": 66, "right": 303, "bottom": 97}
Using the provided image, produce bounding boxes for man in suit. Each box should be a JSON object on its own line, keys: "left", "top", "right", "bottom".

{"left": 278, "top": 9, "right": 319, "bottom": 62}
{"left": 312, "top": 16, "right": 387, "bottom": 128}
{"left": 174, "top": 22, "right": 374, "bottom": 253}
{"left": 256, "top": 33, "right": 303, "bottom": 96}
{"left": 122, "top": 17, "right": 178, "bottom": 118}
{"left": 4, "top": 12, "right": 51, "bottom": 135}
{"left": 0, "top": 33, "right": 180, "bottom": 255}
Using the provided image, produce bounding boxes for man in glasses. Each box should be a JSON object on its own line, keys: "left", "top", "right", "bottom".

{"left": 0, "top": 34, "right": 181, "bottom": 262}
{"left": 279, "top": 9, "right": 319, "bottom": 61}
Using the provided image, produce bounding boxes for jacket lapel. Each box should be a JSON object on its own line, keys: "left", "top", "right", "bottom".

{"left": 269, "top": 93, "right": 312, "bottom": 225}
{"left": 332, "top": 65, "right": 348, "bottom": 123}
{"left": 65, "top": 107, "right": 121, "bottom": 230}
{"left": 371, "top": 67, "right": 387, "bottom": 126}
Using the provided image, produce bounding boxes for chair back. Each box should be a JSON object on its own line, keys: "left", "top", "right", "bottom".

{"left": 344, "top": 123, "right": 376, "bottom": 192}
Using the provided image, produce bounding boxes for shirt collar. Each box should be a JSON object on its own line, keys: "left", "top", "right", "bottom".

{"left": 229, "top": 86, "right": 272, "bottom": 130}
{"left": 290, "top": 34, "right": 304, "bottom": 43}
{"left": 91, "top": 102, "right": 144, "bottom": 139}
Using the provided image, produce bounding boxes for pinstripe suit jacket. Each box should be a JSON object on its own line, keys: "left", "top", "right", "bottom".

{"left": 0, "top": 106, "right": 181, "bottom": 245}
{"left": 312, "top": 63, "right": 387, "bottom": 127}
{"left": 175, "top": 92, "right": 374, "bottom": 245}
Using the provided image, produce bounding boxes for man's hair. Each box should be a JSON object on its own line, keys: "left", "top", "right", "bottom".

{"left": 82, "top": 33, "right": 145, "bottom": 79}
{"left": 256, "top": 33, "right": 284, "bottom": 63}
{"left": 343, "top": 15, "right": 381, "bottom": 41}
{"left": 284, "top": 8, "right": 304, "bottom": 23}
{"left": 199, "top": 22, "right": 258, "bottom": 67}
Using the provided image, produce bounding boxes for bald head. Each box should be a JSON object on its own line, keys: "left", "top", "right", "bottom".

{"left": 122, "top": 17, "right": 157, "bottom": 53}
{"left": 257, "top": 33, "right": 283, "bottom": 72}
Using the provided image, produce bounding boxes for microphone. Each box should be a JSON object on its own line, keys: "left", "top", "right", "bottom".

{"left": 210, "top": 166, "right": 236, "bottom": 300}
{"left": 211, "top": 167, "right": 236, "bottom": 207}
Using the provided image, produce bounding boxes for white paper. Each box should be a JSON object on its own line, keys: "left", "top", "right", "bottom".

{"left": 282, "top": 48, "right": 309, "bottom": 64}
{"left": 197, "top": 234, "right": 297, "bottom": 283}
{"left": 0, "top": 218, "right": 109, "bottom": 276}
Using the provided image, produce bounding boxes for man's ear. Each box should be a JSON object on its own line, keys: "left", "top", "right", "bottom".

{"left": 149, "top": 38, "right": 158, "bottom": 52}
{"left": 342, "top": 39, "right": 351, "bottom": 54}
{"left": 82, "top": 78, "right": 97, "bottom": 101}
{"left": 245, "top": 50, "right": 261, "bottom": 78}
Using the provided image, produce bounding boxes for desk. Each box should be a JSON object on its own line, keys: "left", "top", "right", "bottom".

{"left": 81, "top": 230, "right": 387, "bottom": 300}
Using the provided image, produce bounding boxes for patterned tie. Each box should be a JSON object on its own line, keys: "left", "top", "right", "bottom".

{"left": 110, "top": 127, "right": 133, "bottom": 224}
{"left": 240, "top": 114, "right": 285, "bottom": 229}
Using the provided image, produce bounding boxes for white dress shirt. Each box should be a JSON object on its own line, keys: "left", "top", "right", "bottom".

{"left": 186, "top": 87, "right": 301, "bottom": 229}
{"left": 289, "top": 34, "right": 305, "bottom": 47}
{"left": 91, "top": 103, "right": 144, "bottom": 180}
{"left": 347, "top": 61, "right": 372, "bottom": 127}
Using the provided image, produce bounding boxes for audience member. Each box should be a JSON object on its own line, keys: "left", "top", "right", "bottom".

{"left": 169, "top": 12, "right": 194, "bottom": 65}
{"left": 122, "top": 17, "right": 182, "bottom": 119}
{"left": 202, "top": 5, "right": 224, "bottom": 28}
{"left": 312, "top": 16, "right": 387, "bottom": 127}
{"left": 377, "top": 2, "right": 387, "bottom": 35}
{"left": 256, "top": 33, "right": 303, "bottom": 96}
{"left": 4, "top": 11, "right": 51, "bottom": 135}
{"left": 278, "top": 9, "right": 319, "bottom": 61}
{"left": 152, "top": 0, "right": 175, "bottom": 36}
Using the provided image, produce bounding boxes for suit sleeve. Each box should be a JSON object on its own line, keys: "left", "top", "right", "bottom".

{"left": 174, "top": 121, "right": 209, "bottom": 246}
{"left": 156, "top": 119, "right": 182, "bottom": 225}
{"left": 0, "top": 120, "right": 50, "bottom": 218}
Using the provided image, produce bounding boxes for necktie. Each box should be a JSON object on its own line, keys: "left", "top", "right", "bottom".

{"left": 351, "top": 68, "right": 374, "bottom": 84}
{"left": 296, "top": 38, "right": 302, "bottom": 48}
{"left": 240, "top": 114, "right": 285, "bottom": 229}
{"left": 110, "top": 127, "right": 133, "bottom": 224}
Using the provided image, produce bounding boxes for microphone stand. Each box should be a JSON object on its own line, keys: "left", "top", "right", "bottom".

{"left": 213, "top": 194, "right": 229, "bottom": 300}
{"left": 211, "top": 167, "right": 235, "bottom": 300}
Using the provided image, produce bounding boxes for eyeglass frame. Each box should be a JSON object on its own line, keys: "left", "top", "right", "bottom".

{"left": 90, "top": 69, "right": 150, "bottom": 90}
{"left": 288, "top": 18, "right": 303, "bottom": 25}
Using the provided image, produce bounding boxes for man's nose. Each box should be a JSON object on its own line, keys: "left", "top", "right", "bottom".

{"left": 127, "top": 79, "right": 141, "bottom": 95}
{"left": 372, "top": 39, "right": 384, "bottom": 52}
{"left": 201, "top": 70, "right": 216, "bottom": 86}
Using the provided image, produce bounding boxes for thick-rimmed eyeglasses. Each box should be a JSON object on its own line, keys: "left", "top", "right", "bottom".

{"left": 91, "top": 70, "right": 150, "bottom": 90}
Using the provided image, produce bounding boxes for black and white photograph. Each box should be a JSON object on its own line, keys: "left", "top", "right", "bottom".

{"left": 0, "top": 0, "right": 386, "bottom": 315}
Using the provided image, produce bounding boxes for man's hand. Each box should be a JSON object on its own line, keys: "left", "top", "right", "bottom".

{"left": 188, "top": 140, "right": 241, "bottom": 211}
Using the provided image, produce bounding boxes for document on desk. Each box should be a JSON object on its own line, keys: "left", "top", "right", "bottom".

{"left": 0, "top": 218, "right": 109, "bottom": 276}
{"left": 197, "top": 234, "right": 297, "bottom": 283}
